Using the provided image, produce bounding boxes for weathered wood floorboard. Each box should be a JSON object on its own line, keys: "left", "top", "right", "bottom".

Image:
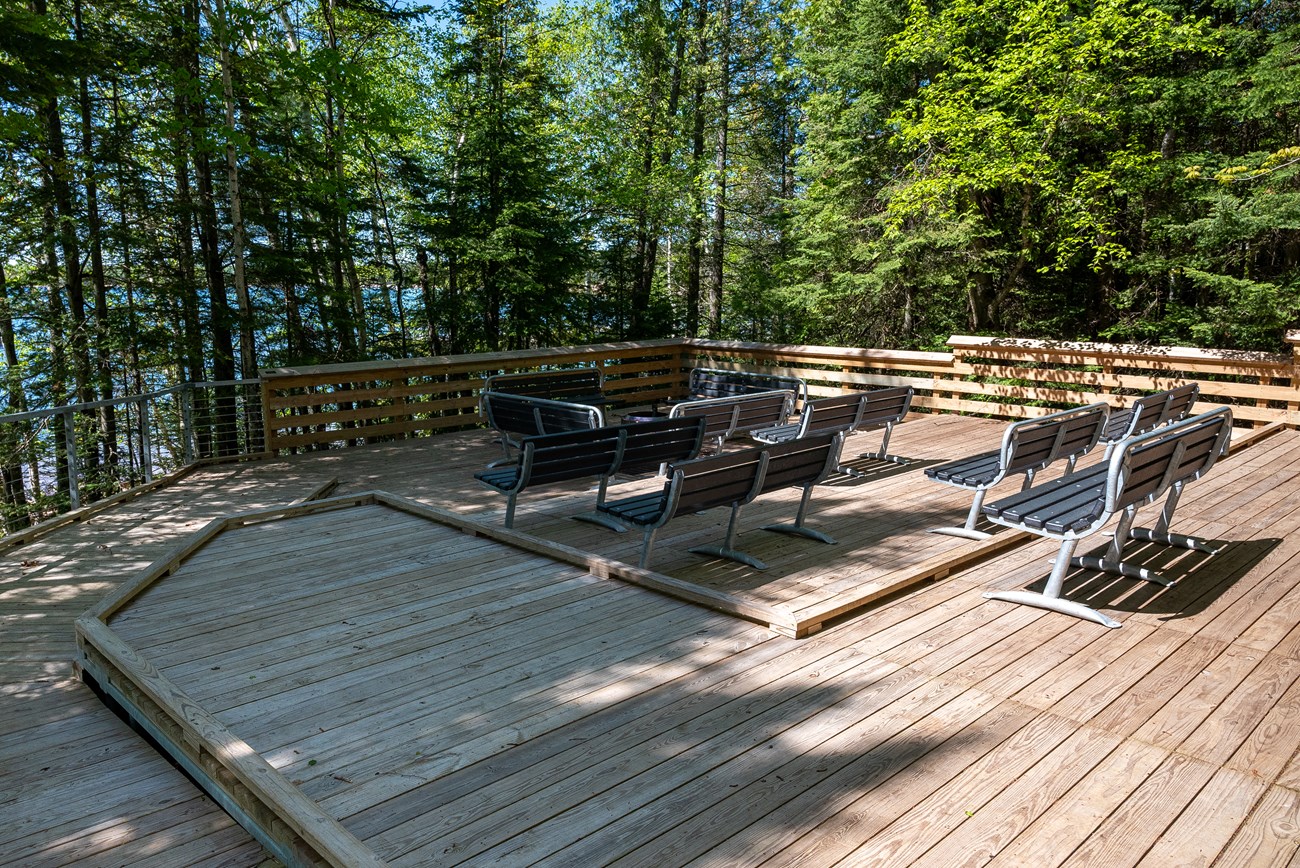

{"left": 9, "top": 419, "right": 1300, "bottom": 867}
{"left": 0, "top": 459, "right": 337, "bottom": 867}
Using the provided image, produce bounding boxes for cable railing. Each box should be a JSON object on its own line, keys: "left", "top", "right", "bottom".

{"left": 0, "top": 379, "right": 262, "bottom": 532}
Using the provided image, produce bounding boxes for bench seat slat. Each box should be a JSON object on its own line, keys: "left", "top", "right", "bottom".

{"left": 982, "top": 465, "right": 1109, "bottom": 528}
{"left": 926, "top": 451, "right": 1002, "bottom": 487}
{"left": 475, "top": 466, "right": 524, "bottom": 492}
{"left": 599, "top": 490, "right": 673, "bottom": 526}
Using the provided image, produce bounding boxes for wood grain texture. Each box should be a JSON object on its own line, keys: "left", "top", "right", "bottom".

{"left": 9, "top": 418, "right": 1300, "bottom": 867}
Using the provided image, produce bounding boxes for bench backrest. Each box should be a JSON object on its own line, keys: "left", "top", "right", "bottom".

{"left": 1109, "top": 406, "right": 1232, "bottom": 514}
{"left": 482, "top": 391, "right": 604, "bottom": 439}
{"left": 1106, "top": 383, "right": 1200, "bottom": 442}
{"left": 1003, "top": 402, "right": 1109, "bottom": 477}
{"left": 616, "top": 416, "right": 708, "bottom": 476}
{"left": 664, "top": 448, "right": 767, "bottom": 517}
{"left": 793, "top": 392, "right": 863, "bottom": 437}
{"left": 689, "top": 367, "right": 807, "bottom": 406}
{"left": 485, "top": 366, "right": 604, "bottom": 402}
{"left": 517, "top": 426, "right": 624, "bottom": 488}
{"left": 857, "top": 386, "right": 915, "bottom": 430}
{"left": 755, "top": 432, "right": 844, "bottom": 496}
{"left": 670, "top": 390, "right": 794, "bottom": 442}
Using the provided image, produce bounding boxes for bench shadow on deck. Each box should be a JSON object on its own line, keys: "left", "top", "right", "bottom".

{"left": 65, "top": 415, "right": 1300, "bottom": 866}
{"left": 316, "top": 414, "right": 1035, "bottom": 639}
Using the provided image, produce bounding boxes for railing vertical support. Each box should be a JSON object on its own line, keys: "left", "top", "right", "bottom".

{"left": 260, "top": 375, "right": 275, "bottom": 455}
{"left": 1286, "top": 330, "right": 1300, "bottom": 428}
{"left": 138, "top": 397, "right": 153, "bottom": 483}
{"left": 63, "top": 409, "right": 80, "bottom": 510}
{"left": 180, "top": 385, "right": 195, "bottom": 466}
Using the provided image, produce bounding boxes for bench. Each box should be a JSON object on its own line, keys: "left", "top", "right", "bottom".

{"left": 1100, "top": 383, "right": 1199, "bottom": 456}
{"left": 750, "top": 386, "right": 914, "bottom": 472}
{"left": 484, "top": 365, "right": 609, "bottom": 406}
{"left": 473, "top": 416, "right": 707, "bottom": 528}
{"left": 668, "top": 390, "right": 795, "bottom": 453}
{"left": 750, "top": 431, "right": 847, "bottom": 546}
{"left": 596, "top": 431, "right": 844, "bottom": 569}
{"left": 924, "top": 403, "right": 1110, "bottom": 540}
{"left": 680, "top": 367, "right": 808, "bottom": 407}
{"left": 980, "top": 406, "right": 1232, "bottom": 628}
{"left": 480, "top": 391, "right": 605, "bottom": 465}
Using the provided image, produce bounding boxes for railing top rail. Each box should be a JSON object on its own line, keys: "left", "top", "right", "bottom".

{"left": 258, "top": 339, "right": 686, "bottom": 382}
{"left": 2, "top": 388, "right": 174, "bottom": 423}
{"left": 1, "top": 379, "right": 261, "bottom": 426}
{"left": 191, "top": 379, "right": 262, "bottom": 389}
{"left": 948, "top": 335, "right": 1290, "bottom": 368}
{"left": 682, "top": 338, "right": 952, "bottom": 365}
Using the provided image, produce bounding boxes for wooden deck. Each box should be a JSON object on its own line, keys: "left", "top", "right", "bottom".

{"left": 301, "top": 413, "right": 1035, "bottom": 637}
{"left": 6, "top": 415, "right": 1300, "bottom": 865}
{"left": 0, "top": 460, "right": 339, "bottom": 867}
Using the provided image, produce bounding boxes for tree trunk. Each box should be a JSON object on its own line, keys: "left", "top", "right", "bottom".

{"left": 112, "top": 78, "right": 145, "bottom": 403}
{"left": 208, "top": 0, "right": 257, "bottom": 381}
{"left": 321, "top": 0, "right": 363, "bottom": 357}
{"left": 41, "top": 176, "right": 70, "bottom": 497}
{"left": 686, "top": 0, "right": 708, "bottom": 338}
{"left": 76, "top": 0, "right": 118, "bottom": 479}
{"left": 181, "top": 0, "right": 238, "bottom": 455}
{"left": 707, "top": 0, "right": 731, "bottom": 338}
{"left": 32, "top": 0, "right": 90, "bottom": 412}
{"left": 0, "top": 262, "right": 31, "bottom": 529}
{"left": 417, "top": 248, "right": 441, "bottom": 356}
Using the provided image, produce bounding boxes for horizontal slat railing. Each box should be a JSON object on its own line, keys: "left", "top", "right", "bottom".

{"left": 259, "top": 340, "right": 689, "bottom": 452}
{"left": 944, "top": 335, "right": 1296, "bottom": 426}
{"left": 258, "top": 334, "right": 1300, "bottom": 454}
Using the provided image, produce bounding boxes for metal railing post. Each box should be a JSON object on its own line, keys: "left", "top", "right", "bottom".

{"left": 180, "top": 385, "right": 195, "bottom": 465}
{"left": 63, "top": 409, "right": 80, "bottom": 510}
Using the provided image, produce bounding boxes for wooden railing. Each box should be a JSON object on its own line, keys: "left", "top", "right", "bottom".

{"left": 259, "top": 333, "right": 1300, "bottom": 453}
{"left": 259, "top": 341, "right": 689, "bottom": 452}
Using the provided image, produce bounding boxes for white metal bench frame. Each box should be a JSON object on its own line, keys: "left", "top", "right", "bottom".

{"left": 925, "top": 402, "right": 1110, "bottom": 541}
{"left": 981, "top": 406, "right": 1233, "bottom": 628}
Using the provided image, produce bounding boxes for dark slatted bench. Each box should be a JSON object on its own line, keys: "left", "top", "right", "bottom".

{"left": 668, "top": 389, "right": 795, "bottom": 453}
{"left": 980, "top": 406, "right": 1233, "bottom": 628}
{"left": 750, "top": 432, "right": 847, "bottom": 546}
{"left": 924, "top": 403, "right": 1110, "bottom": 540}
{"left": 480, "top": 391, "right": 605, "bottom": 465}
{"left": 473, "top": 416, "right": 707, "bottom": 529}
{"left": 596, "top": 432, "right": 844, "bottom": 570}
{"left": 485, "top": 365, "right": 609, "bottom": 407}
{"left": 1100, "top": 383, "right": 1199, "bottom": 457}
{"left": 680, "top": 367, "right": 808, "bottom": 407}
{"left": 750, "top": 386, "right": 914, "bottom": 472}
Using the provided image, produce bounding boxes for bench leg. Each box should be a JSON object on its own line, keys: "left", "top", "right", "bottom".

{"left": 638, "top": 527, "right": 658, "bottom": 570}
{"left": 929, "top": 489, "right": 993, "bottom": 540}
{"left": 985, "top": 538, "right": 1123, "bottom": 629}
{"left": 857, "top": 423, "right": 909, "bottom": 465}
{"left": 690, "top": 505, "right": 768, "bottom": 569}
{"left": 502, "top": 493, "right": 518, "bottom": 529}
{"left": 762, "top": 487, "right": 835, "bottom": 545}
{"left": 1069, "top": 506, "right": 1176, "bottom": 587}
{"left": 1128, "top": 483, "right": 1223, "bottom": 554}
{"left": 571, "top": 477, "right": 630, "bottom": 532}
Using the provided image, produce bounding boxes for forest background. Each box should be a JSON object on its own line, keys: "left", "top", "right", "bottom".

{"left": 1, "top": 0, "right": 1299, "bottom": 421}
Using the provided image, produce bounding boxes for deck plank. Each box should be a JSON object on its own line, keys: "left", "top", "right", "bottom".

{"left": 0, "top": 459, "right": 336, "bottom": 867}
{"left": 8, "top": 420, "right": 1300, "bottom": 866}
